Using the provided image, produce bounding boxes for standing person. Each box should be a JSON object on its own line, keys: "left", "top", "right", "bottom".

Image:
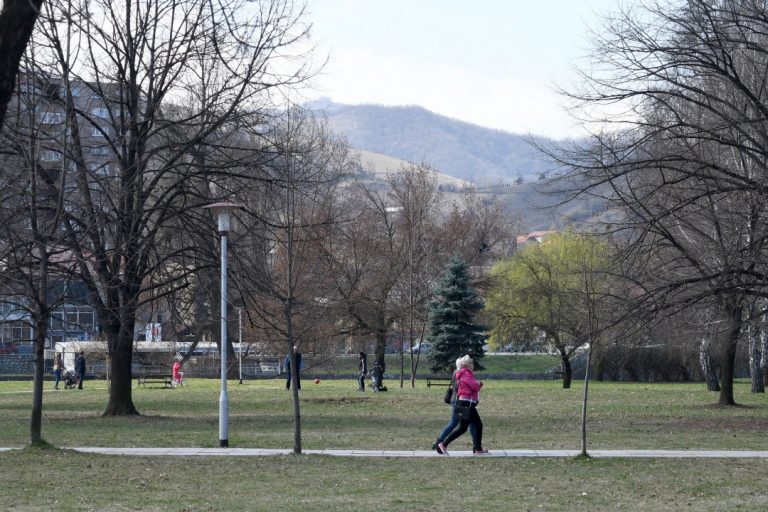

{"left": 438, "top": 355, "right": 488, "bottom": 455}
{"left": 432, "top": 357, "right": 479, "bottom": 454}
{"left": 284, "top": 346, "right": 303, "bottom": 390}
{"left": 357, "top": 352, "right": 367, "bottom": 392}
{"left": 53, "top": 353, "right": 63, "bottom": 390}
{"left": 75, "top": 350, "right": 86, "bottom": 390}
{"left": 369, "top": 360, "right": 383, "bottom": 391}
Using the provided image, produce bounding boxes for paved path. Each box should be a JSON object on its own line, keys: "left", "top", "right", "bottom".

{"left": 4, "top": 447, "right": 768, "bottom": 458}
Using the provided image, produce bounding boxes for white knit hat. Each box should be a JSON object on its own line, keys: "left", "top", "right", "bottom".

{"left": 458, "top": 355, "right": 472, "bottom": 368}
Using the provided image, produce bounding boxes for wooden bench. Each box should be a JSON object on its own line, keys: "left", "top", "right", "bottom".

{"left": 136, "top": 371, "right": 173, "bottom": 388}
{"left": 426, "top": 377, "right": 452, "bottom": 388}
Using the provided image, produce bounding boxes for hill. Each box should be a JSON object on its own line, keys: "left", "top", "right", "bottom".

{"left": 356, "top": 149, "right": 471, "bottom": 189}
{"left": 312, "top": 99, "right": 555, "bottom": 185}
{"left": 313, "top": 100, "right": 604, "bottom": 232}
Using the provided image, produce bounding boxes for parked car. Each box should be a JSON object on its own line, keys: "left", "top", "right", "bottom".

{"left": 407, "top": 342, "right": 432, "bottom": 354}
{"left": 0, "top": 342, "right": 19, "bottom": 355}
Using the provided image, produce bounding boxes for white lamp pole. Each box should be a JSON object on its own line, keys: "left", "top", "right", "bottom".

{"left": 204, "top": 202, "right": 242, "bottom": 447}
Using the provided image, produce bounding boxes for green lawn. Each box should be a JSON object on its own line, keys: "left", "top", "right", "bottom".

{"left": 2, "top": 377, "right": 768, "bottom": 511}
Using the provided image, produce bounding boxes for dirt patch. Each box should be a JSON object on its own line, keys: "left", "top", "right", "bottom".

{"left": 305, "top": 396, "right": 370, "bottom": 404}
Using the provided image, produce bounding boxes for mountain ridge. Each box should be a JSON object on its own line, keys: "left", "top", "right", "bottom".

{"left": 310, "top": 99, "right": 556, "bottom": 185}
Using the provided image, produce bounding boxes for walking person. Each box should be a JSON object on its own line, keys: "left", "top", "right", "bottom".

{"left": 53, "top": 353, "right": 63, "bottom": 390}
{"left": 437, "top": 355, "right": 488, "bottom": 455}
{"left": 432, "top": 357, "right": 479, "bottom": 454}
{"left": 284, "top": 346, "right": 303, "bottom": 390}
{"left": 75, "top": 350, "right": 86, "bottom": 390}
{"left": 357, "top": 351, "right": 367, "bottom": 392}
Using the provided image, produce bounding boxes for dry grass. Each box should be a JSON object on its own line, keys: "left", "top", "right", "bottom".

{"left": 2, "top": 378, "right": 768, "bottom": 510}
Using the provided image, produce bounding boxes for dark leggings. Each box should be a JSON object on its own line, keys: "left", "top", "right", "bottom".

{"left": 443, "top": 402, "right": 483, "bottom": 451}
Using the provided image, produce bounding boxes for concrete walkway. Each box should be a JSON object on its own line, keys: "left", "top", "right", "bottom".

{"left": 4, "top": 447, "right": 768, "bottom": 458}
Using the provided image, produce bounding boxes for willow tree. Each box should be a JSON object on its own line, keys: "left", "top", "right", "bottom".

{"left": 486, "top": 231, "right": 613, "bottom": 389}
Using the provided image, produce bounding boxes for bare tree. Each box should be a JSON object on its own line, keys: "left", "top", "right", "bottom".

{"left": 21, "top": 0, "right": 316, "bottom": 415}
{"left": 0, "top": 67, "right": 75, "bottom": 444}
{"left": 555, "top": 0, "right": 768, "bottom": 405}
{"left": 233, "top": 106, "right": 354, "bottom": 453}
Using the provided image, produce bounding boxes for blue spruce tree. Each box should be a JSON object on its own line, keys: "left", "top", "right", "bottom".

{"left": 427, "top": 257, "right": 485, "bottom": 373}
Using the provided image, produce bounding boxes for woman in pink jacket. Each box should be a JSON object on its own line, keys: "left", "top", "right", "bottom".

{"left": 438, "top": 355, "right": 489, "bottom": 455}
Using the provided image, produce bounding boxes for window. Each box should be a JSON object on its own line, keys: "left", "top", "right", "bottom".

{"left": 91, "top": 126, "right": 105, "bottom": 137}
{"left": 91, "top": 107, "right": 109, "bottom": 119}
{"left": 90, "top": 146, "right": 109, "bottom": 157}
{"left": 41, "top": 112, "right": 65, "bottom": 124}
{"left": 40, "top": 150, "right": 62, "bottom": 162}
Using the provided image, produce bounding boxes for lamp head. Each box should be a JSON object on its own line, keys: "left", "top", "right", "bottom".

{"left": 204, "top": 202, "right": 243, "bottom": 233}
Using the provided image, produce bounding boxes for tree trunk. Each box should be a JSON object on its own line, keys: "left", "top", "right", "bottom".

{"left": 30, "top": 317, "right": 48, "bottom": 446}
{"left": 580, "top": 347, "right": 593, "bottom": 456}
{"left": 748, "top": 323, "right": 764, "bottom": 393}
{"left": 103, "top": 317, "right": 139, "bottom": 416}
{"left": 593, "top": 352, "right": 604, "bottom": 382}
{"left": 761, "top": 318, "right": 768, "bottom": 388}
{"left": 560, "top": 350, "right": 572, "bottom": 389}
{"left": 285, "top": 310, "right": 301, "bottom": 454}
{"left": 0, "top": 0, "right": 44, "bottom": 129}
{"left": 699, "top": 337, "right": 720, "bottom": 392}
{"left": 717, "top": 303, "right": 743, "bottom": 406}
{"left": 374, "top": 330, "right": 387, "bottom": 379}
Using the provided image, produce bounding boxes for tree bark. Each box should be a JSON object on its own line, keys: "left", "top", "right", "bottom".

{"left": 30, "top": 316, "right": 48, "bottom": 446}
{"left": 103, "top": 311, "right": 139, "bottom": 416}
{"left": 699, "top": 337, "right": 720, "bottom": 392}
{"left": 748, "top": 323, "right": 764, "bottom": 393}
{"left": 560, "top": 350, "right": 572, "bottom": 389}
{"left": 580, "top": 347, "right": 593, "bottom": 456}
{"left": 761, "top": 317, "right": 768, "bottom": 388}
{"left": 718, "top": 303, "right": 744, "bottom": 406}
{"left": 0, "top": 0, "right": 44, "bottom": 129}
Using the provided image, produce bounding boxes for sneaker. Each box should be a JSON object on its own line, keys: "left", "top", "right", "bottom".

{"left": 473, "top": 448, "right": 490, "bottom": 455}
{"left": 432, "top": 442, "right": 444, "bottom": 455}
{"left": 438, "top": 442, "right": 449, "bottom": 455}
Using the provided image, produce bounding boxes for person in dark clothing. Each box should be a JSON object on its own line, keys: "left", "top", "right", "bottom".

{"left": 75, "top": 350, "right": 86, "bottom": 390}
{"left": 369, "top": 360, "right": 383, "bottom": 391}
{"left": 283, "top": 346, "right": 303, "bottom": 390}
{"left": 357, "top": 352, "right": 367, "bottom": 392}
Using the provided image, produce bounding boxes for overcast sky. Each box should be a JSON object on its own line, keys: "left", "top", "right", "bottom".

{"left": 302, "top": 0, "right": 625, "bottom": 139}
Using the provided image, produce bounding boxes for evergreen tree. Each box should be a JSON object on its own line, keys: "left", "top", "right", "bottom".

{"left": 427, "top": 257, "right": 486, "bottom": 373}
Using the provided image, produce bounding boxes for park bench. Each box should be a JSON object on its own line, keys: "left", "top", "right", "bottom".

{"left": 136, "top": 367, "right": 173, "bottom": 388}
{"left": 549, "top": 370, "right": 565, "bottom": 380}
{"left": 426, "top": 377, "right": 452, "bottom": 387}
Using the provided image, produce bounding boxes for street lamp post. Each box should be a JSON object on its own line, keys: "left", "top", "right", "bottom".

{"left": 204, "top": 202, "right": 242, "bottom": 447}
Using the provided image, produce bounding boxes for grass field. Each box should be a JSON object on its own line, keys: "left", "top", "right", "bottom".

{"left": 2, "top": 377, "right": 768, "bottom": 511}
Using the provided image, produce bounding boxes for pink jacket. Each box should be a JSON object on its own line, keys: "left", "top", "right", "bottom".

{"left": 455, "top": 367, "right": 483, "bottom": 402}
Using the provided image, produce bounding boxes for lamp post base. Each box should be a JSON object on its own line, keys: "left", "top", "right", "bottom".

{"left": 219, "top": 439, "right": 229, "bottom": 447}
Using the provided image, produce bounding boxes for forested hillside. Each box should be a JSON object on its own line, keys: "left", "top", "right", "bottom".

{"left": 312, "top": 99, "right": 555, "bottom": 185}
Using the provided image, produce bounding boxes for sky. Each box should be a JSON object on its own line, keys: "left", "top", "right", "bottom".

{"left": 302, "top": 0, "right": 626, "bottom": 139}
